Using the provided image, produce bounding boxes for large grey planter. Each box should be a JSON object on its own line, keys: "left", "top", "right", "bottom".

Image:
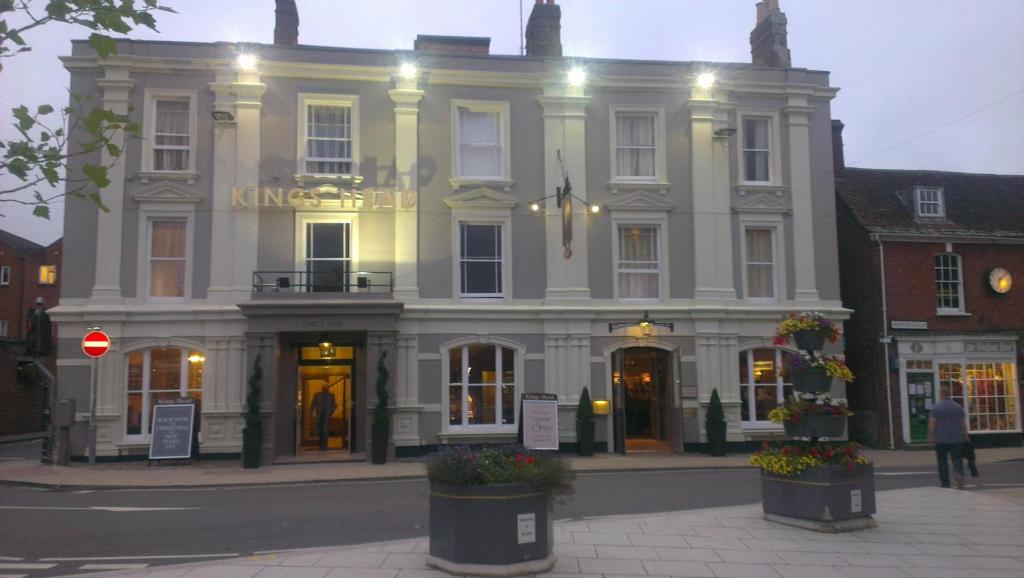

{"left": 762, "top": 463, "right": 876, "bottom": 528}
{"left": 793, "top": 330, "right": 825, "bottom": 351}
{"left": 783, "top": 415, "right": 846, "bottom": 438}
{"left": 791, "top": 368, "right": 833, "bottom": 393}
{"left": 428, "top": 482, "right": 555, "bottom": 576}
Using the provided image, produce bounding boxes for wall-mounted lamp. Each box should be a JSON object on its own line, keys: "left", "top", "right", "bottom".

{"left": 236, "top": 53, "right": 259, "bottom": 71}
{"left": 211, "top": 110, "right": 235, "bottom": 122}
{"left": 528, "top": 186, "right": 600, "bottom": 215}
{"left": 592, "top": 399, "right": 611, "bottom": 415}
{"left": 695, "top": 71, "right": 716, "bottom": 89}
{"left": 399, "top": 62, "right": 418, "bottom": 80}
{"left": 188, "top": 353, "right": 205, "bottom": 364}
{"left": 608, "top": 310, "right": 674, "bottom": 334}
{"left": 318, "top": 339, "right": 335, "bottom": 358}
{"left": 567, "top": 66, "right": 587, "bottom": 87}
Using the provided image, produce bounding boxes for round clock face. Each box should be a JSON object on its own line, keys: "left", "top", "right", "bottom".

{"left": 988, "top": 268, "right": 1012, "bottom": 294}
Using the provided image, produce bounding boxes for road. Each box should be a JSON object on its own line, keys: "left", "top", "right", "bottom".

{"left": 1, "top": 458, "right": 1022, "bottom": 576}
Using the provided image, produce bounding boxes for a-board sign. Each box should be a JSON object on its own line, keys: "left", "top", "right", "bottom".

{"left": 149, "top": 398, "right": 196, "bottom": 460}
{"left": 522, "top": 393, "right": 559, "bottom": 451}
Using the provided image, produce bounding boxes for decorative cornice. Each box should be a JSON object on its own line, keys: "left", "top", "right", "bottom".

{"left": 136, "top": 171, "right": 199, "bottom": 186}
{"left": 129, "top": 180, "right": 203, "bottom": 204}
{"left": 733, "top": 190, "right": 790, "bottom": 214}
{"left": 605, "top": 190, "right": 674, "bottom": 212}
{"left": 449, "top": 178, "right": 515, "bottom": 192}
{"left": 607, "top": 181, "right": 672, "bottom": 195}
{"left": 444, "top": 187, "right": 518, "bottom": 211}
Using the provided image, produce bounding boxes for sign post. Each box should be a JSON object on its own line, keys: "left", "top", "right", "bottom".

{"left": 82, "top": 329, "right": 110, "bottom": 465}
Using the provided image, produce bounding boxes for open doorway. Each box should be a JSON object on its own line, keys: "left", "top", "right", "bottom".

{"left": 296, "top": 344, "right": 355, "bottom": 454}
{"left": 612, "top": 347, "right": 675, "bottom": 453}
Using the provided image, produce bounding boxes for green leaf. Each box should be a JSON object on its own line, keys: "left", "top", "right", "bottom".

{"left": 105, "top": 143, "right": 120, "bottom": 156}
{"left": 82, "top": 163, "right": 111, "bottom": 188}
{"left": 88, "top": 191, "right": 110, "bottom": 212}
{"left": 12, "top": 105, "right": 34, "bottom": 131}
{"left": 88, "top": 33, "right": 118, "bottom": 58}
{"left": 7, "top": 28, "right": 25, "bottom": 46}
{"left": 33, "top": 206, "right": 51, "bottom": 219}
{"left": 37, "top": 104, "right": 54, "bottom": 115}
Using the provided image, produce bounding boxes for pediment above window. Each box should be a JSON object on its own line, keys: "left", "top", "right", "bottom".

{"left": 733, "top": 189, "right": 790, "bottom": 214}
{"left": 129, "top": 181, "right": 203, "bottom": 205}
{"left": 444, "top": 187, "right": 518, "bottom": 211}
{"left": 605, "top": 190, "right": 674, "bottom": 212}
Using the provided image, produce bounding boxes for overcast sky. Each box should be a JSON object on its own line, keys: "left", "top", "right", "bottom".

{"left": 2, "top": 0, "right": 1022, "bottom": 245}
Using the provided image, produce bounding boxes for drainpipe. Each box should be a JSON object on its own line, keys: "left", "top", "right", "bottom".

{"left": 873, "top": 234, "right": 896, "bottom": 450}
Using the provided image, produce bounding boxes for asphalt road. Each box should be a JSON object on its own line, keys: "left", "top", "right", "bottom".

{"left": 1, "top": 459, "right": 1022, "bottom": 577}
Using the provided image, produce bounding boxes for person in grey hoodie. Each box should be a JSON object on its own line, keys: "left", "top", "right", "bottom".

{"left": 928, "top": 386, "right": 970, "bottom": 489}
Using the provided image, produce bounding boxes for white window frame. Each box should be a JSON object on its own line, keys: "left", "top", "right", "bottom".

{"left": 0, "top": 265, "right": 10, "bottom": 286}
{"left": 294, "top": 213, "right": 360, "bottom": 289}
{"left": 441, "top": 337, "right": 525, "bottom": 435}
{"left": 737, "top": 111, "right": 782, "bottom": 186}
{"left": 914, "top": 187, "right": 945, "bottom": 218}
{"left": 456, "top": 221, "right": 506, "bottom": 298}
{"left": 612, "top": 213, "right": 668, "bottom": 302}
{"left": 451, "top": 99, "right": 512, "bottom": 185}
{"left": 0, "top": 320, "right": 7, "bottom": 337}
{"left": 609, "top": 106, "right": 667, "bottom": 183}
{"left": 737, "top": 210, "right": 787, "bottom": 302}
{"left": 297, "top": 93, "right": 360, "bottom": 178}
{"left": 122, "top": 346, "right": 204, "bottom": 444}
{"left": 142, "top": 89, "right": 198, "bottom": 174}
{"left": 739, "top": 347, "right": 797, "bottom": 430}
{"left": 143, "top": 217, "right": 192, "bottom": 302}
{"left": 935, "top": 252, "right": 965, "bottom": 315}
{"left": 742, "top": 227, "right": 778, "bottom": 301}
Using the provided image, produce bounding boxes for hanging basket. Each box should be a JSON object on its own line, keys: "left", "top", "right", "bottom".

{"left": 791, "top": 368, "right": 833, "bottom": 393}
{"left": 793, "top": 330, "right": 826, "bottom": 351}
{"left": 784, "top": 415, "right": 846, "bottom": 438}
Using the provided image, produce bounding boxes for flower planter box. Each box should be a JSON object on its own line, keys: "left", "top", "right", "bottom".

{"left": 428, "top": 482, "right": 556, "bottom": 577}
{"left": 791, "top": 368, "right": 833, "bottom": 393}
{"left": 793, "top": 330, "right": 826, "bottom": 351}
{"left": 784, "top": 415, "right": 846, "bottom": 438}
{"left": 761, "top": 463, "right": 876, "bottom": 531}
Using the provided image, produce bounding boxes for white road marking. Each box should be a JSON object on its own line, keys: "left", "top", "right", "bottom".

{"left": 41, "top": 554, "right": 236, "bottom": 562}
{"left": 0, "top": 563, "right": 55, "bottom": 570}
{"left": 79, "top": 563, "right": 150, "bottom": 570}
{"left": 0, "top": 573, "right": 28, "bottom": 578}
{"left": 976, "top": 482, "right": 1024, "bottom": 487}
{"left": 0, "top": 506, "right": 197, "bottom": 512}
{"left": 73, "top": 490, "right": 95, "bottom": 494}
{"left": 876, "top": 471, "right": 932, "bottom": 476}
{"left": 0, "top": 558, "right": 22, "bottom": 562}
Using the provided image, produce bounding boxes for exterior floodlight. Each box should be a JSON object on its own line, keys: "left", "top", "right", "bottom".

{"left": 236, "top": 53, "right": 259, "bottom": 71}
{"left": 399, "top": 62, "right": 418, "bottom": 80}
{"left": 211, "top": 110, "right": 235, "bottom": 122}
{"left": 530, "top": 202, "right": 541, "bottom": 212}
{"left": 590, "top": 204, "right": 601, "bottom": 214}
{"left": 695, "top": 71, "right": 716, "bottom": 89}
{"left": 567, "top": 67, "right": 586, "bottom": 87}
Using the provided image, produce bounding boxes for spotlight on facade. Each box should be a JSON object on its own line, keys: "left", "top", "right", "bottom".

{"left": 589, "top": 204, "right": 601, "bottom": 214}
{"left": 318, "top": 340, "right": 335, "bottom": 358}
{"left": 188, "top": 353, "right": 205, "bottom": 364}
{"left": 695, "top": 71, "right": 716, "bottom": 89}
{"left": 211, "top": 110, "right": 235, "bottom": 122}
{"left": 530, "top": 202, "right": 541, "bottom": 212}
{"left": 399, "top": 62, "right": 418, "bottom": 80}
{"left": 567, "top": 66, "right": 587, "bottom": 87}
{"left": 236, "top": 53, "right": 259, "bottom": 71}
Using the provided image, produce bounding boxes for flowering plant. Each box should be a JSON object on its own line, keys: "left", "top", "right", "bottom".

{"left": 768, "top": 393, "right": 853, "bottom": 424}
{"left": 425, "top": 445, "right": 574, "bottom": 495}
{"left": 772, "top": 312, "right": 840, "bottom": 345}
{"left": 783, "top": 351, "right": 855, "bottom": 382}
{"left": 750, "top": 441, "right": 868, "bottom": 476}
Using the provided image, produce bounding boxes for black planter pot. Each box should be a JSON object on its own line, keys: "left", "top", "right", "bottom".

{"left": 793, "top": 330, "right": 826, "bottom": 352}
{"left": 706, "top": 420, "right": 727, "bottom": 456}
{"left": 761, "top": 463, "right": 875, "bottom": 523}
{"left": 576, "top": 419, "right": 595, "bottom": 457}
{"left": 371, "top": 424, "right": 388, "bottom": 465}
{"left": 428, "top": 482, "right": 555, "bottom": 576}
{"left": 784, "top": 415, "right": 847, "bottom": 438}
{"left": 241, "top": 424, "right": 262, "bottom": 469}
{"left": 791, "top": 368, "right": 833, "bottom": 393}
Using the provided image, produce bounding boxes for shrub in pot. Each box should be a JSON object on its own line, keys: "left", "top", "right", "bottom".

{"left": 370, "top": 350, "right": 389, "bottom": 465}
{"left": 242, "top": 355, "right": 263, "bottom": 469}
{"left": 426, "top": 445, "right": 573, "bottom": 576}
{"left": 705, "top": 388, "right": 726, "bottom": 457}
{"left": 576, "top": 386, "right": 595, "bottom": 457}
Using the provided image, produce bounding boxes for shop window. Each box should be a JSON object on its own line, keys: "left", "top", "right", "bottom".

{"left": 38, "top": 265, "right": 56, "bottom": 285}
{"left": 446, "top": 343, "right": 516, "bottom": 430}
{"left": 125, "top": 347, "right": 203, "bottom": 439}
{"left": 934, "top": 253, "right": 964, "bottom": 313}
{"left": 964, "top": 363, "right": 1019, "bottom": 433}
{"left": 739, "top": 348, "right": 797, "bottom": 426}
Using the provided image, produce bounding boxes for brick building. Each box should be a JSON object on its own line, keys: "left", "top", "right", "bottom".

{"left": 0, "top": 229, "right": 62, "bottom": 436}
{"left": 834, "top": 122, "right": 1023, "bottom": 449}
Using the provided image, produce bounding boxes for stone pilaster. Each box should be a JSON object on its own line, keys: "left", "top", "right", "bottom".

{"left": 695, "top": 329, "right": 741, "bottom": 440}
{"left": 389, "top": 78, "right": 424, "bottom": 300}
{"left": 785, "top": 96, "right": 819, "bottom": 301}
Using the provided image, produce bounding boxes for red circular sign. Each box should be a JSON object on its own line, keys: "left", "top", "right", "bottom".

{"left": 82, "top": 330, "right": 111, "bottom": 358}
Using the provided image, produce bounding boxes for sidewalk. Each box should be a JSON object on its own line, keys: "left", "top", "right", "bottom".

{"left": 0, "top": 447, "right": 1020, "bottom": 489}
{"left": 88, "top": 486, "right": 1024, "bottom": 578}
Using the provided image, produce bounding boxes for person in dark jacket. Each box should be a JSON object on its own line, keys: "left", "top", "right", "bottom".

{"left": 928, "top": 386, "right": 969, "bottom": 489}
{"left": 312, "top": 384, "right": 337, "bottom": 451}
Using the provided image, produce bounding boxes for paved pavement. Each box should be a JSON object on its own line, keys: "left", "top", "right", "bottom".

{"left": 51, "top": 486, "right": 1024, "bottom": 578}
{"left": 0, "top": 445, "right": 1020, "bottom": 489}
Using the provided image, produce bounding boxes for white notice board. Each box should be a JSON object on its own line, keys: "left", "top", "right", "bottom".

{"left": 522, "top": 393, "right": 559, "bottom": 450}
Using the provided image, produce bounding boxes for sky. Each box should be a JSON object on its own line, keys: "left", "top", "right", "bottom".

{"left": 1, "top": 0, "right": 1022, "bottom": 245}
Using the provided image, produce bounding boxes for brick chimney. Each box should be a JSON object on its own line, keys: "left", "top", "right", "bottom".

{"left": 525, "top": 0, "right": 562, "bottom": 58}
{"left": 750, "top": 0, "right": 791, "bottom": 67}
{"left": 274, "top": 0, "right": 299, "bottom": 46}
{"left": 831, "top": 119, "right": 845, "bottom": 176}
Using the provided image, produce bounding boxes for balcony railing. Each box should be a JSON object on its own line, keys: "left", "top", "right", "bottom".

{"left": 252, "top": 270, "right": 393, "bottom": 294}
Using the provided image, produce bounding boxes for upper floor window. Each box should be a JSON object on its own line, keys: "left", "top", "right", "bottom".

{"left": 298, "top": 94, "right": 359, "bottom": 177}
{"left": 126, "top": 347, "right": 203, "bottom": 438}
{"left": 304, "top": 220, "right": 352, "bottom": 292}
{"left": 38, "top": 265, "right": 56, "bottom": 285}
{"left": 458, "top": 222, "right": 503, "bottom": 297}
{"left": 739, "top": 348, "right": 798, "bottom": 425}
{"left": 0, "top": 265, "right": 10, "bottom": 286}
{"left": 935, "top": 253, "right": 964, "bottom": 313}
{"left": 617, "top": 225, "right": 660, "bottom": 299}
{"left": 742, "top": 116, "right": 772, "bottom": 183}
{"left": 447, "top": 343, "right": 517, "bottom": 430}
{"left": 143, "top": 90, "right": 196, "bottom": 173}
{"left": 615, "top": 112, "right": 656, "bottom": 179}
{"left": 915, "top": 187, "right": 944, "bottom": 218}
{"left": 744, "top": 228, "right": 776, "bottom": 299}
{"left": 452, "top": 100, "right": 510, "bottom": 181}
{"left": 148, "top": 220, "right": 187, "bottom": 299}
{"left": 0, "top": 320, "right": 7, "bottom": 337}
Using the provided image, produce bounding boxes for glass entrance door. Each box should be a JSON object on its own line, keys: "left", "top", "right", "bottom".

{"left": 296, "top": 345, "right": 354, "bottom": 452}
{"left": 906, "top": 363, "right": 935, "bottom": 443}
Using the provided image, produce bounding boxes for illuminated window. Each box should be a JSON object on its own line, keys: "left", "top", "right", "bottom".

{"left": 964, "top": 363, "right": 1019, "bottom": 433}
{"left": 38, "top": 265, "right": 56, "bottom": 285}
{"left": 935, "top": 253, "right": 964, "bottom": 313}
{"left": 446, "top": 344, "right": 517, "bottom": 430}
{"left": 148, "top": 220, "right": 186, "bottom": 298}
{"left": 739, "top": 348, "right": 798, "bottom": 425}
{"left": 125, "top": 347, "right": 203, "bottom": 438}
{"left": 744, "top": 228, "right": 776, "bottom": 299}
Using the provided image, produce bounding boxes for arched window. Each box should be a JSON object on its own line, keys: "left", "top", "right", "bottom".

{"left": 125, "top": 347, "right": 203, "bottom": 438}
{"left": 739, "top": 348, "right": 798, "bottom": 425}
{"left": 445, "top": 343, "right": 517, "bottom": 431}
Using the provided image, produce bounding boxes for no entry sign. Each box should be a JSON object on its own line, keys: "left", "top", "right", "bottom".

{"left": 82, "top": 330, "right": 111, "bottom": 358}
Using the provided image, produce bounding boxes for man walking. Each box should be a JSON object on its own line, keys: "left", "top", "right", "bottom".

{"left": 312, "top": 383, "right": 337, "bottom": 451}
{"left": 928, "top": 386, "right": 970, "bottom": 489}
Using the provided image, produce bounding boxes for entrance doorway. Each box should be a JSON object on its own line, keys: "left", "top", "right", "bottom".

{"left": 296, "top": 344, "right": 355, "bottom": 453}
{"left": 612, "top": 347, "right": 675, "bottom": 453}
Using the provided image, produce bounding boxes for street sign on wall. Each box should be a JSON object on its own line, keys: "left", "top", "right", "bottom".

{"left": 81, "top": 330, "right": 110, "bottom": 358}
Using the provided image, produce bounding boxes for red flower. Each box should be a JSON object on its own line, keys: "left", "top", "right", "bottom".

{"left": 772, "top": 336, "right": 787, "bottom": 346}
{"left": 526, "top": 456, "right": 534, "bottom": 465}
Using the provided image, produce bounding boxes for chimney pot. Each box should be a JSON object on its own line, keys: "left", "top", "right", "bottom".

{"left": 274, "top": 0, "right": 299, "bottom": 46}
{"left": 750, "top": 0, "right": 790, "bottom": 67}
{"left": 831, "top": 119, "right": 845, "bottom": 176}
{"left": 526, "top": 0, "right": 562, "bottom": 58}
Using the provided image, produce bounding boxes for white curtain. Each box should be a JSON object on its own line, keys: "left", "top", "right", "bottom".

{"left": 154, "top": 100, "right": 190, "bottom": 171}
{"left": 150, "top": 221, "right": 186, "bottom": 297}
{"left": 616, "top": 114, "right": 656, "bottom": 178}
{"left": 306, "top": 104, "right": 351, "bottom": 174}
{"left": 743, "top": 117, "right": 770, "bottom": 182}
{"left": 745, "top": 229, "right": 774, "bottom": 298}
{"left": 618, "top": 226, "right": 658, "bottom": 298}
{"left": 459, "top": 108, "right": 501, "bottom": 177}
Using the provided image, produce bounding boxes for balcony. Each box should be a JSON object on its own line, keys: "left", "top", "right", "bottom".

{"left": 252, "top": 270, "right": 393, "bottom": 298}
